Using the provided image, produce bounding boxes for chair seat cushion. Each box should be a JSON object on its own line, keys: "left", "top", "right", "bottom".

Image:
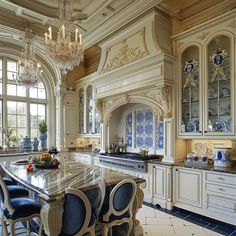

{"left": 7, "top": 185, "right": 29, "bottom": 198}
{"left": 4, "top": 198, "right": 41, "bottom": 220}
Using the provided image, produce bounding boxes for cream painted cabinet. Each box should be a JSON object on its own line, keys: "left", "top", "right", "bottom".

{"left": 78, "top": 83, "right": 100, "bottom": 136}
{"left": 173, "top": 167, "right": 202, "bottom": 209}
{"left": 175, "top": 15, "right": 235, "bottom": 138}
{"left": 65, "top": 91, "right": 77, "bottom": 147}
{"left": 203, "top": 171, "right": 236, "bottom": 225}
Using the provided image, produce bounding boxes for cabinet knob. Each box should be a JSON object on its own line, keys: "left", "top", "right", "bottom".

{"left": 218, "top": 177, "right": 224, "bottom": 181}
{"left": 153, "top": 166, "right": 155, "bottom": 169}
{"left": 198, "top": 131, "right": 202, "bottom": 133}
{"left": 204, "top": 131, "right": 208, "bottom": 133}
{"left": 175, "top": 169, "right": 178, "bottom": 171}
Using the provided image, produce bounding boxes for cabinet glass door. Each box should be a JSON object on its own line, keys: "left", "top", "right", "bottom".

{"left": 79, "top": 88, "right": 84, "bottom": 134}
{"left": 206, "top": 35, "right": 232, "bottom": 134}
{"left": 86, "top": 85, "right": 93, "bottom": 133}
{"left": 180, "top": 46, "right": 201, "bottom": 134}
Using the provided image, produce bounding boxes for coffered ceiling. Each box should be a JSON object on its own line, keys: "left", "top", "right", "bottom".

{"left": 1, "top": 0, "right": 235, "bottom": 48}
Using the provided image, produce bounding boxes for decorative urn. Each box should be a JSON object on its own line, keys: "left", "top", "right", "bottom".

{"left": 213, "top": 148, "right": 231, "bottom": 167}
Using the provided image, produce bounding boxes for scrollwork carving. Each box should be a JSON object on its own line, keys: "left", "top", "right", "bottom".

{"left": 197, "top": 31, "right": 210, "bottom": 40}
{"left": 158, "top": 86, "right": 172, "bottom": 118}
{"left": 95, "top": 99, "right": 104, "bottom": 123}
{"left": 102, "top": 43, "right": 147, "bottom": 73}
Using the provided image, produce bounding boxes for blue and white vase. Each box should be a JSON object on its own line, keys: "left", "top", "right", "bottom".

{"left": 39, "top": 133, "right": 47, "bottom": 151}
{"left": 21, "top": 136, "right": 31, "bottom": 151}
{"left": 32, "top": 137, "right": 39, "bottom": 151}
{"left": 213, "top": 148, "right": 231, "bottom": 167}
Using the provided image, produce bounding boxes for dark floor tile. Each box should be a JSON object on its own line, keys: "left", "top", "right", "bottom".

{"left": 214, "top": 225, "right": 235, "bottom": 236}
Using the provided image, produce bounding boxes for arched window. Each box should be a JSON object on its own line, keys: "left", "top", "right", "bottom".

{"left": 0, "top": 57, "right": 47, "bottom": 147}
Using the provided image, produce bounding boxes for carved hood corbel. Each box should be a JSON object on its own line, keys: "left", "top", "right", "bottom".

{"left": 95, "top": 99, "right": 104, "bottom": 123}
{"left": 158, "top": 86, "right": 172, "bottom": 118}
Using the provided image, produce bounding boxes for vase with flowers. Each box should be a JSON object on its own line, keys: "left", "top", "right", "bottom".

{"left": 39, "top": 120, "right": 48, "bottom": 151}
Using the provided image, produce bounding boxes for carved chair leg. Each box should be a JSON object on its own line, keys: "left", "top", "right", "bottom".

{"left": 127, "top": 219, "right": 133, "bottom": 236}
{"left": 1, "top": 217, "right": 8, "bottom": 236}
{"left": 101, "top": 224, "right": 109, "bottom": 236}
{"left": 9, "top": 220, "right": 15, "bottom": 236}
{"left": 38, "top": 223, "right": 43, "bottom": 236}
{"left": 27, "top": 221, "right": 31, "bottom": 236}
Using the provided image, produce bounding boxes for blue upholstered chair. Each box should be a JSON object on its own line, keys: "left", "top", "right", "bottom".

{"left": 60, "top": 188, "right": 96, "bottom": 236}
{"left": 0, "top": 177, "right": 42, "bottom": 236}
{"left": 98, "top": 179, "right": 137, "bottom": 236}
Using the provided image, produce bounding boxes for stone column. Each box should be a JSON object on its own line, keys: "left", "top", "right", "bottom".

{"left": 55, "top": 76, "right": 67, "bottom": 152}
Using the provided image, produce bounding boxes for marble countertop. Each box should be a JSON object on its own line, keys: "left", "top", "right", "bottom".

{"left": 0, "top": 161, "right": 145, "bottom": 202}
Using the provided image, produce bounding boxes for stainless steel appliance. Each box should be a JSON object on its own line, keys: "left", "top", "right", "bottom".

{"left": 99, "top": 153, "right": 162, "bottom": 172}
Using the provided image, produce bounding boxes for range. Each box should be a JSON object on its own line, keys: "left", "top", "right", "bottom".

{"left": 99, "top": 153, "right": 162, "bottom": 172}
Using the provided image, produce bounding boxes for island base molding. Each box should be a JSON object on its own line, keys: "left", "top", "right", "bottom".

{"left": 40, "top": 199, "right": 64, "bottom": 236}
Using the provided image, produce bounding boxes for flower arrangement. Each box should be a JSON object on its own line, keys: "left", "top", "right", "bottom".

{"left": 32, "top": 153, "right": 60, "bottom": 167}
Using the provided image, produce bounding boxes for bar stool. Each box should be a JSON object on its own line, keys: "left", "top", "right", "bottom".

{"left": 98, "top": 179, "right": 137, "bottom": 236}
{"left": 0, "top": 177, "right": 43, "bottom": 236}
{"left": 60, "top": 187, "right": 96, "bottom": 236}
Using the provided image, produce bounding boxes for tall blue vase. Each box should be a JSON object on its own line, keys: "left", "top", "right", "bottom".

{"left": 39, "top": 133, "right": 47, "bottom": 151}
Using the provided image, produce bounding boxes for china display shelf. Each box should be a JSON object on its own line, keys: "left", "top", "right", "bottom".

{"left": 208, "top": 95, "right": 230, "bottom": 101}
{"left": 182, "top": 99, "right": 199, "bottom": 104}
{"left": 208, "top": 79, "right": 230, "bottom": 85}
{"left": 182, "top": 117, "right": 199, "bottom": 120}
{"left": 208, "top": 114, "right": 230, "bottom": 117}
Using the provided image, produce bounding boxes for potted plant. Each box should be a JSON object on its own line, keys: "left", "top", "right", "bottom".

{"left": 38, "top": 120, "right": 48, "bottom": 151}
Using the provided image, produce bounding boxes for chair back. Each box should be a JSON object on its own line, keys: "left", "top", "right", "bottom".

{"left": 60, "top": 188, "right": 92, "bottom": 236}
{"left": 103, "top": 179, "right": 137, "bottom": 222}
{"left": 0, "top": 177, "right": 14, "bottom": 214}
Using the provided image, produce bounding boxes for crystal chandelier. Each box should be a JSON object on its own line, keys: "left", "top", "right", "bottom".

{"left": 18, "top": 28, "right": 42, "bottom": 89}
{"left": 44, "top": 0, "right": 84, "bottom": 74}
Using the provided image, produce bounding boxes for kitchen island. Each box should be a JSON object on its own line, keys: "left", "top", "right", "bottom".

{"left": 0, "top": 160, "right": 145, "bottom": 236}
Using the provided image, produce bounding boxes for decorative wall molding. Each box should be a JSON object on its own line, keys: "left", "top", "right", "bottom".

{"left": 95, "top": 99, "right": 104, "bottom": 123}
{"left": 228, "top": 19, "right": 236, "bottom": 28}
{"left": 102, "top": 42, "right": 148, "bottom": 74}
{"left": 197, "top": 31, "right": 210, "bottom": 40}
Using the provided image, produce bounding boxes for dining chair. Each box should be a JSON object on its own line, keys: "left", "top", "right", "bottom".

{"left": 0, "top": 177, "right": 43, "bottom": 236}
{"left": 98, "top": 179, "right": 137, "bottom": 236}
{"left": 60, "top": 187, "right": 96, "bottom": 236}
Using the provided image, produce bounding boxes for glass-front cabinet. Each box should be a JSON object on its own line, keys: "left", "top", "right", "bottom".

{"left": 177, "top": 31, "right": 234, "bottom": 137}
{"left": 78, "top": 84, "right": 100, "bottom": 135}
{"left": 206, "top": 35, "right": 232, "bottom": 135}
{"left": 180, "top": 46, "right": 201, "bottom": 135}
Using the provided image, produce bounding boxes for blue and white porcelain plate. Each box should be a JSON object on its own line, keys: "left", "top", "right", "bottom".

{"left": 186, "top": 121, "right": 196, "bottom": 132}
{"left": 213, "top": 120, "right": 226, "bottom": 132}
{"left": 226, "top": 119, "right": 232, "bottom": 131}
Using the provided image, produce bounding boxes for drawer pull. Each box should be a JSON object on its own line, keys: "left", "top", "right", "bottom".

{"left": 218, "top": 177, "right": 225, "bottom": 180}
{"left": 218, "top": 188, "right": 225, "bottom": 191}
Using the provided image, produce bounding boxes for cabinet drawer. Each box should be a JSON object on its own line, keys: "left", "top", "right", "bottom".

{"left": 206, "top": 172, "right": 236, "bottom": 186}
{"left": 206, "top": 193, "right": 236, "bottom": 213}
{"left": 206, "top": 183, "right": 236, "bottom": 196}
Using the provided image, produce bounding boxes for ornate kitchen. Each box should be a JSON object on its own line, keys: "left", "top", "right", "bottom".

{"left": 0, "top": 0, "right": 236, "bottom": 236}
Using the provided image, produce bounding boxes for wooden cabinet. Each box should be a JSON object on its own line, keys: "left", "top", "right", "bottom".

{"left": 203, "top": 171, "right": 236, "bottom": 225}
{"left": 173, "top": 167, "right": 202, "bottom": 209}
{"left": 174, "top": 15, "right": 235, "bottom": 138}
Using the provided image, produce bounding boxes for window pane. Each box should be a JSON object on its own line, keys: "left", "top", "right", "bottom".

{"left": 0, "top": 71, "right": 2, "bottom": 79}
{"left": 17, "top": 102, "right": 26, "bottom": 115}
{"left": 0, "top": 83, "right": 2, "bottom": 94}
{"left": 17, "top": 115, "right": 27, "bottom": 127}
{"left": 7, "top": 72, "right": 17, "bottom": 80}
{"left": 7, "top": 60, "right": 17, "bottom": 72}
{"left": 17, "top": 85, "right": 26, "bottom": 97}
{"left": 38, "top": 104, "right": 45, "bottom": 116}
{"left": 29, "top": 82, "right": 46, "bottom": 99}
{"left": 7, "top": 101, "right": 17, "bottom": 114}
{"left": 29, "top": 87, "right": 37, "bottom": 98}
{"left": 38, "top": 89, "right": 46, "bottom": 99}
{"left": 7, "top": 84, "right": 17, "bottom": 96}
{"left": 0, "top": 100, "right": 2, "bottom": 145}
{"left": 30, "top": 103, "right": 46, "bottom": 138}
{"left": 7, "top": 115, "right": 16, "bottom": 127}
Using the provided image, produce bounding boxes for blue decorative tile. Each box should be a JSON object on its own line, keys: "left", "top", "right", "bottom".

{"left": 157, "top": 136, "right": 164, "bottom": 149}
{"left": 136, "top": 112, "right": 144, "bottom": 122}
{"left": 145, "top": 124, "right": 153, "bottom": 135}
{"left": 157, "top": 123, "right": 164, "bottom": 136}
{"left": 127, "top": 136, "right": 132, "bottom": 147}
{"left": 137, "top": 137, "right": 144, "bottom": 147}
{"left": 136, "top": 125, "right": 144, "bottom": 134}
{"left": 145, "top": 111, "right": 153, "bottom": 122}
{"left": 127, "top": 113, "right": 132, "bottom": 125}
{"left": 145, "top": 137, "right": 153, "bottom": 147}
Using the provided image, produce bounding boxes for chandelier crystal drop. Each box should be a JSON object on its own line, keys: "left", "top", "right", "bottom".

{"left": 18, "top": 28, "right": 42, "bottom": 89}
{"left": 44, "top": 0, "right": 84, "bottom": 74}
